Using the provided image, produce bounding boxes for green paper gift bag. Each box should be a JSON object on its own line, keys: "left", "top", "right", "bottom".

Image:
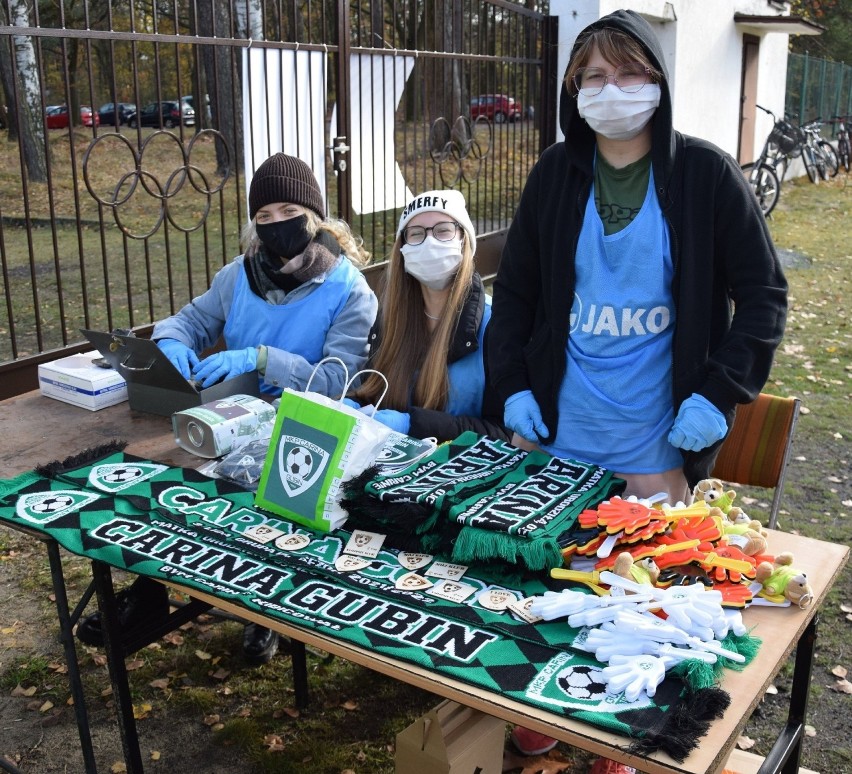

{"left": 255, "top": 363, "right": 392, "bottom": 532}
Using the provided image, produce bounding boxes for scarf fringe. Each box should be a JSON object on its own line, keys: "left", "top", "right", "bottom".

{"left": 0, "top": 470, "right": 43, "bottom": 499}
{"left": 627, "top": 686, "right": 731, "bottom": 762}
{"left": 669, "top": 658, "right": 718, "bottom": 692}
{"left": 34, "top": 440, "right": 128, "bottom": 478}
{"left": 718, "top": 630, "right": 762, "bottom": 670}
{"left": 451, "top": 527, "right": 564, "bottom": 571}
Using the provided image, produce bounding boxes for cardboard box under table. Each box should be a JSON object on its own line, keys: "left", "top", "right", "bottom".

{"left": 81, "top": 329, "right": 259, "bottom": 416}
{"left": 38, "top": 350, "right": 128, "bottom": 411}
{"left": 395, "top": 700, "right": 504, "bottom": 774}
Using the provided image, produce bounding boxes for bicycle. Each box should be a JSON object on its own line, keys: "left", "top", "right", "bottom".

{"left": 742, "top": 104, "right": 784, "bottom": 216}
{"left": 761, "top": 109, "right": 803, "bottom": 186}
{"left": 801, "top": 118, "right": 839, "bottom": 180}
{"left": 829, "top": 115, "right": 850, "bottom": 173}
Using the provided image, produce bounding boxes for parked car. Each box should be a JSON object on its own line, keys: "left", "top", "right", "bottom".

{"left": 97, "top": 102, "right": 135, "bottom": 127}
{"left": 45, "top": 104, "right": 100, "bottom": 129}
{"left": 127, "top": 100, "right": 195, "bottom": 129}
{"left": 181, "top": 94, "right": 211, "bottom": 123}
{"left": 470, "top": 94, "right": 522, "bottom": 124}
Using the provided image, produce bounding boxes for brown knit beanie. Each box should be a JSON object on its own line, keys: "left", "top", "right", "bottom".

{"left": 249, "top": 153, "right": 325, "bottom": 219}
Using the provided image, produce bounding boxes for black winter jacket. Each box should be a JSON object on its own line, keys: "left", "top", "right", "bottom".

{"left": 367, "top": 273, "right": 510, "bottom": 443}
{"left": 488, "top": 10, "right": 787, "bottom": 486}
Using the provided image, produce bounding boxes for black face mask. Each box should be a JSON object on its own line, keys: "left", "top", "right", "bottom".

{"left": 256, "top": 215, "right": 312, "bottom": 261}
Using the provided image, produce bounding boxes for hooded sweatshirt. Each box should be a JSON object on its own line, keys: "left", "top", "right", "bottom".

{"left": 488, "top": 9, "right": 787, "bottom": 486}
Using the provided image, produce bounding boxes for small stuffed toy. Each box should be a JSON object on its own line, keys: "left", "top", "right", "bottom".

{"left": 718, "top": 506, "right": 769, "bottom": 557}
{"left": 693, "top": 478, "right": 737, "bottom": 514}
{"left": 726, "top": 506, "right": 768, "bottom": 536}
{"left": 612, "top": 552, "right": 660, "bottom": 587}
{"left": 755, "top": 552, "right": 814, "bottom": 608}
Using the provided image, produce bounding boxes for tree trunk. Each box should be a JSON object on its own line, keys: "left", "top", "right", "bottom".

{"left": 7, "top": 0, "right": 47, "bottom": 181}
{"left": 197, "top": 0, "right": 252, "bottom": 176}
{"left": 0, "top": 33, "right": 19, "bottom": 142}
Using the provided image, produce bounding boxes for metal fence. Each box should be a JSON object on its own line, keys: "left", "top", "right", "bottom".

{"left": 786, "top": 51, "right": 852, "bottom": 131}
{"left": 0, "top": 0, "right": 557, "bottom": 398}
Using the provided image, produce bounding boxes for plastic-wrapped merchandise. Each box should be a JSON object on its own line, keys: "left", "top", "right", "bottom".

{"left": 211, "top": 437, "right": 272, "bottom": 490}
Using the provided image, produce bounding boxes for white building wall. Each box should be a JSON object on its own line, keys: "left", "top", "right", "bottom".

{"left": 549, "top": 0, "right": 790, "bottom": 161}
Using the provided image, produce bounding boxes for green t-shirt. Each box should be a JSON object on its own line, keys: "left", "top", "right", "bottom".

{"left": 594, "top": 152, "right": 652, "bottom": 235}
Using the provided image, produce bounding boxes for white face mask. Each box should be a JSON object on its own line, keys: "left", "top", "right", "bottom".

{"left": 577, "top": 83, "right": 661, "bottom": 140}
{"left": 400, "top": 236, "right": 463, "bottom": 290}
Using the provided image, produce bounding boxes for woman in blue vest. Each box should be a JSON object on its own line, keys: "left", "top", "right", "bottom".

{"left": 348, "top": 189, "right": 508, "bottom": 443}
{"left": 76, "top": 154, "right": 378, "bottom": 666}
{"left": 489, "top": 11, "right": 786, "bottom": 768}
{"left": 153, "top": 152, "right": 377, "bottom": 399}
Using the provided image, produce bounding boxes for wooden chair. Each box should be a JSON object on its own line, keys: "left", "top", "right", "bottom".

{"left": 710, "top": 393, "right": 801, "bottom": 530}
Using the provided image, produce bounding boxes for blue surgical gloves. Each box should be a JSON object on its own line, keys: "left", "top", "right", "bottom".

{"left": 343, "top": 399, "right": 410, "bottom": 434}
{"left": 193, "top": 346, "right": 258, "bottom": 387}
{"left": 504, "top": 389, "right": 549, "bottom": 442}
{"left": 668, "top": 393, "right": 728, "bottom": 451}
{"left": 372, "top": 409, "right": 411, "bottom": 435}
{"left": 156, "top": 338, "right": 200, "bottom": 380}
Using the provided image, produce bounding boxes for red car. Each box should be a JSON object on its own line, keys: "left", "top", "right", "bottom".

{"left": 470, "top": 94, "right": 522, "bottom": 124}
{"left": 45, "top": 105, "right": 100, "bottom": 129}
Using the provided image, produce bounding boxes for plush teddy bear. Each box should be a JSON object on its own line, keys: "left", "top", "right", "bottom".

{"left": 755, "top": 552, "right": 814, "bottom": 608}
{"left": 718, "top": 506, "right": 769, "bottom": 556}
{"left": 693, "top": 478, "right": 737, "bottom": 514}
{"left": 726, "top": 506, "right": 768, "bottom": 536}
{"left": 612, "top": 552, "right": 660, "bottom": 587}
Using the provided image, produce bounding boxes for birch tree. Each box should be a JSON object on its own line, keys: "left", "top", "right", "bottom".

{"left": 4, "top": 0, "right": 46, "bottom": 180}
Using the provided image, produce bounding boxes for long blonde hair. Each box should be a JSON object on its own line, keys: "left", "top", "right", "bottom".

{"left": 354, "top": 232, "right": 475, "bottom": 411}
{"left": 241, "top": 209, "right": 371, "bottom": 266}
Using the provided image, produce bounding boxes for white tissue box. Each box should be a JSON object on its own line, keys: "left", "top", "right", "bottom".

{"left": 38, "top": 351, "right": 128, "bottom": 411}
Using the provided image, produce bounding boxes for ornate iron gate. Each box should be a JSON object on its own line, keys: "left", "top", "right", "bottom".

{"left": 0, "top": 0, "right": 556, "bottom": 397}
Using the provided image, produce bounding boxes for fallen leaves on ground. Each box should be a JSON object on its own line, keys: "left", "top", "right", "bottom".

{"left": 829, "top": 678, "right": 852, "bottom": 694}
{"left": 341, "top": 699, "right": 358, "bottom": 711}
{"left": 831, "top": 665, "right": 847, "bottom": 678}
{"left": 263, "top": 734, "right": 286, "bottom": 752}
{"left": 737, "top": 735, "right": 756, "bottom": 750}
{"left": 503, "top": 749, "right": 573, "bottom": 774}
{"left": 11, "top": 684, "right": 37, "bottom": 697}
{"left": 133, "top": 703, "right": 152, "bottom": 720}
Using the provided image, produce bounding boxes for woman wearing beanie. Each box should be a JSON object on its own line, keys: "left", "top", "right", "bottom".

{"left": 152, "top": 152, "right": 377, "bottom": 400}
{"left": 349, "top": 189, "right": 508, "bottom": 443}
{"left": 75, "top": 153, "right": 378, "bottom": 666}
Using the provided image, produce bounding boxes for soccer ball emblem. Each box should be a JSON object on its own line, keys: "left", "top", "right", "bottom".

{"left": 556, "top": 664, "right": 608, "bottom": 701}
{"left": 31, "top": 494, "right": 75, "bottom": 513}
{"left": 103, "top": 466, "right": 143, "bottom": 483}
{"left": 286, "top": 447, "right": 314, "bottom": 478}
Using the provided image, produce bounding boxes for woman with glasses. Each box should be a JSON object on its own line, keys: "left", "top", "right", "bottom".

{"left": 490, "top": 13, "right": 786, "bottom": 764}
{"left": 349, "top": 189, "right": 508, "bottom": 443}
{"left": 489, "top": 8, "right": 786, "bottom": 506}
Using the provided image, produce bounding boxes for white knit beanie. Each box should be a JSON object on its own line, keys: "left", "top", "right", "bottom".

{"left": 397, "top": 189, "right": 477, "bottom": 254}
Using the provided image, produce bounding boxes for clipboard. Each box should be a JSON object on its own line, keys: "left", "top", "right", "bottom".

{"left": 81, "top": 329, "right": 260, "bottom": 416}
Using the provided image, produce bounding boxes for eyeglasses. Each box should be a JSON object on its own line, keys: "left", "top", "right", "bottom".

{"left": 572, "top": 63, "right": 652, "bottom": 96}
{"left": 402, "top": 221, "right": 462, "bottom": 246}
